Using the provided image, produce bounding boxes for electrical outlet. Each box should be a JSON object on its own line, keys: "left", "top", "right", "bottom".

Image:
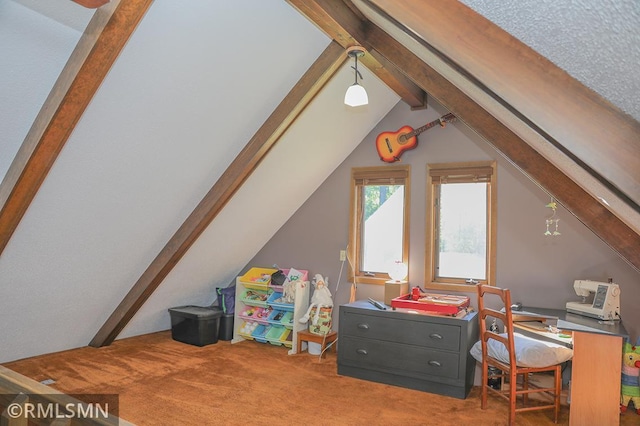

{"left": 340, "top": 250, "right": 346, "bottom": 261}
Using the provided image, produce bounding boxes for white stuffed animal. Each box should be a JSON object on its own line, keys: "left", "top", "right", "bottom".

{"left": 299, "top": 274, "right": 333, "bottom": 326}
{"left": 282, "top": 277, "right": 297, "bottom": 303}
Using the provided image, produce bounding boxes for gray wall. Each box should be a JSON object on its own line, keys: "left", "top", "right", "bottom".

{"left": 246, "top": 100, "right": 639, "bottom": 342}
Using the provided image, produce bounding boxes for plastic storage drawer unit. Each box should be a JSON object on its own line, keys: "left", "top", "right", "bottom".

{"left": 206, "top": 306, "right": 235, "bottom": 341}
{"left": 169, "top": 305, "right": 222, "bottom": 346}
{"left": 218, "top": 311, "right": 234, "bottom": 341}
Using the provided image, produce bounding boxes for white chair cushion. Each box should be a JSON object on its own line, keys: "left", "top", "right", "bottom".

{"left": 470, "top": 332, "right": 573, "bottom": 368}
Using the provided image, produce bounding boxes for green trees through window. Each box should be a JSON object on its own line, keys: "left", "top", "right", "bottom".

{"left": 363, "top": 185, "right": 400, "bottom": 221}
{"left": 426, "top": 162, "right": 496, "bottom": 290}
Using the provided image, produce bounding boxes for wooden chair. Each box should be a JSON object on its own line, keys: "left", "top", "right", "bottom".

{"left": 475, "top": 284, "right": 565, "bottom": 425}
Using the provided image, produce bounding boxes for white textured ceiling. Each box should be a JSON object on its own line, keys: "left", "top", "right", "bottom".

{"left": 12, "top": 0, "right": 639, "bottom": 123}
{"left": 461, "top": 0, "right": 640, "bottom": 122}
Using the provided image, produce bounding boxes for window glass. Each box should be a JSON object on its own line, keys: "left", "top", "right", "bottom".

{"left": 436, "top": 182, "right": 487, "bottom": 280}
{"left": 349, "top": 166, "right": 410, "bottom": 285}
{"left": 426, "top": 162, "right": 496, "bottom": 290}
{"left": 362, "top": 184, "right": 404, "bottom": 273}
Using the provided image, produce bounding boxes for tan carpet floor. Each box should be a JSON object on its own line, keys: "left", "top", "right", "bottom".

{"left": 4, "top": 331, "right": 637, "bottom": 425}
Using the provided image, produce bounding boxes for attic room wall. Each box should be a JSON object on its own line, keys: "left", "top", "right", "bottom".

{"left": 246, "top": 99, "right": 640, "bottom": 342}
{"left": 0, "top": 0, "right": 88, "bottom": 180}
{"left": 3, "top": 0, "right": 374, "bottom": 363}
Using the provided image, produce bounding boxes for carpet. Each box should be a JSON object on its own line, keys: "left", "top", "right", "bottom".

{"left": 3, "top": 331, "right": 634, "bottom": 425}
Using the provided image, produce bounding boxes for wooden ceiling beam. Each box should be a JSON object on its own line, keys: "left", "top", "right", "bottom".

{"left": 0, "top": 0, "right": 153, "bottom": 257}
{"left": 351, "top": 1, "right": 640, "bottom": 271}
{"left": 89, "top": 41, "right": 348, "bottom": 347}
{"left": 287, "top": 0, "right": 425, "bottom": 109}
{"left": 368, "top": 0, "right": 640, "bottom": 210}
{"left": 289, "top": 0, "right": 640, "bottom": 270}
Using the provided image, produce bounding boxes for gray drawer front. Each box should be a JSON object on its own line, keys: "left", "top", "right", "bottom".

{"left": 340, "top": 336, "right": 460, "bottom": 379}
{"left": 341, "top": 312, "right": 460, "bottom": 351}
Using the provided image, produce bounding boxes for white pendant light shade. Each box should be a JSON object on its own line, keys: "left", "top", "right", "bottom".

{"left": 344, "top": 46, "right": 368, "bottom": 107}
{"left": 344, "top": 83, "right": 368, "bottom": 107}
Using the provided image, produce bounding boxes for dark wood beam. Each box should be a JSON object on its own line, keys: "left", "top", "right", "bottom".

{"left": 355, "top": 5, "right": 640, "bottom": 272}
{"left": 288, "top": 0, "right": 640, "bottom": 270}
{"left": 89, "top": 41, "right": 348, "bottom": 347}
{"left": 368, "top": 0, "right": 640, "bottom": 210}
{"left": 72, "top": 0, "right": 110, "bottom": 8}
{"left": 287, "top": 0, "right": 425, "bottom": 109}
{"left": 0, "top": 0, "right": 153, "bottom": 256}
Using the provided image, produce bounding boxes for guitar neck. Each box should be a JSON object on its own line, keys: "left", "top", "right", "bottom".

{"left": 407, "top": 114, "right": 454, "bottom": 138}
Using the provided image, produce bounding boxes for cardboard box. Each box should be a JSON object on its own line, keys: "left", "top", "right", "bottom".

{"left": 385, "top": 280, "right": 409, "bottom": 305}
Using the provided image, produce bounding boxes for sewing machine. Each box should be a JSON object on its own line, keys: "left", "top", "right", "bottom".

{"left": 565, "top": 279, "right": 620, "bottom": 320}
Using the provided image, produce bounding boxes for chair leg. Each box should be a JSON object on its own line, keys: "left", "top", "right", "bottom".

{"left": 522, "top": 372, "right": 529, "bottom": 406}
{"left": 509, "top": 370, "right": 517, "bottom": 425}
{"left": 554, "top": 365, "right": 562, "bottom": 423}
{"left": 481, "top": 362, "right": 488, "bottom": 409}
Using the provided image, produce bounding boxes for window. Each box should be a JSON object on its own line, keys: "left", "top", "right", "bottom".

{"left": 348, "top": 165, "right": 410, "bottom": 285}
{"left": 425, "top": 161, "right": 496, "bottom": 290}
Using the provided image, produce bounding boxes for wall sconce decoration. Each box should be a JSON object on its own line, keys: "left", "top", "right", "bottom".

{"left": 344, "top": 46, "right": 368, "bottom": 107}
{"left": 544, "top": 198, "right": 561, "bottom": 236}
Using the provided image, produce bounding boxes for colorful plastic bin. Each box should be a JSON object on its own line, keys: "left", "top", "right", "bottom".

{"left": 251, "top": 324, "right": 270, "bottom": 343}
{"left": 238, "top": 306, "right": 271, "bottom": 324}
{"left": 281, "top": 329, "right": 293, "bottom": 348}
{"left": 239, "top": 267, "right": 278, "bottom": 291}
{"left": 241, "top": 289, "right": 270, "bottom": 308}
{"left": 267, "top": 292, "right": 294, "bottom": 311}
{"left": 266, "top": 325, "right": 287, "bottom": 346}
{"left": 238, "top": 321, "right": 260, "bottom": 340}
{"left": 268, "top": 268, "right": 309, "bottom": 292}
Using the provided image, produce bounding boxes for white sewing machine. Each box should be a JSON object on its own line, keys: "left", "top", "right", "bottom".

{"left": 565, "top": 279, "right": 620, "bottom": 320}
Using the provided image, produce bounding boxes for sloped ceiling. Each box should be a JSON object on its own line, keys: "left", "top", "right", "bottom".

{"left": 461, "top": 0, "right": 640, "bottom": 122}
{"left": 0, "top": 0, "right": 638, "bottom": 361}
{"left": 289, "top": 0, "right": 639, "bottom": 264}
{"left": 0, "top": 0, "right": 398, "bottom": 362}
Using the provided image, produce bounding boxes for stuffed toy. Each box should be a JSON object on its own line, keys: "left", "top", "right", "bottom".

{"left": 621, "top": 338, "right": 640, "bottom": 414}
{"left": 299, "top": 274, "right": 333, "bottom": 326}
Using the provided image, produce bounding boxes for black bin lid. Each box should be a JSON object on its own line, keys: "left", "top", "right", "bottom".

{"left": 168, "top": 305, "right": 222, "bottom": 319}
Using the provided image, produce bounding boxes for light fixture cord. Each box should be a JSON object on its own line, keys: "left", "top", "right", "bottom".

{"left": 351, "top": 54, "right": 363, "bottom": 84}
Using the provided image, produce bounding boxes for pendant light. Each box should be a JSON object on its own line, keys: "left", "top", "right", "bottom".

{"left": 344, "top": 46, "right": 368, "bottom": 107}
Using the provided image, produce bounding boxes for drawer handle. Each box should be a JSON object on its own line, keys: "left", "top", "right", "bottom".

{"left": 356, "top": 349, "right": 368, "bottom": 355}
{"left": 357, "top": 323, "right": 369, "bottom": 330}
{"left": 428, "top": 360, "right": 442, "bottom": 367}
{"left": 429, "top": 333, "right": 443, "bottom": 340}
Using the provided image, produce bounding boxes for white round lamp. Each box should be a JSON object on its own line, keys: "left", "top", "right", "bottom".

{"left": 388, "top": 261, "right": 408, "bottom": 282}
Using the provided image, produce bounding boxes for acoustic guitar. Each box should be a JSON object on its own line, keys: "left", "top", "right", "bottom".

{"left": 375, "top": 113, "right": 456, "bottom": 163}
